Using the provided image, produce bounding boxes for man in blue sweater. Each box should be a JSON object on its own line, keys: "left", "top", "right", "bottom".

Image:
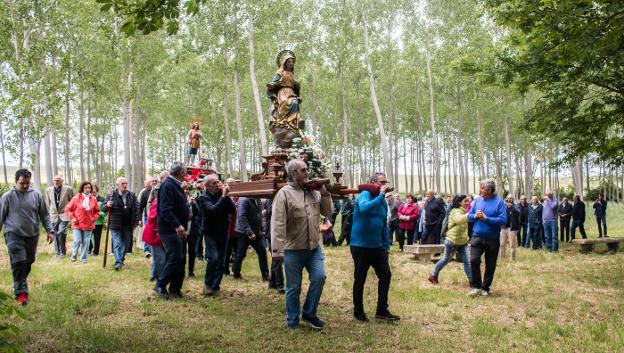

{"left": 155, "top": 162, "right": 190, "bottom": 299}
{"left": 467, "top": 179, "right": 507, "bottom": 297}
{"left": 350, "top": 172, "right": 400, "bottom": 322}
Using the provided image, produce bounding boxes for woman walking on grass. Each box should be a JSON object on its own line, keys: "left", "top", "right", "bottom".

{"left": 65, "top": 181, "right": 100, "bottom": 263}
{"left": 428, "top": 195, "right": 472, "bottom": 286}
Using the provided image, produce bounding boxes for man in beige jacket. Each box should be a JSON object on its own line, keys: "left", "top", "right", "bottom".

{"left": 44, "top": 175, "right": 74, "bottom": 258}
{"left": 271, "top": 159, "right": 332, "bottom": 330}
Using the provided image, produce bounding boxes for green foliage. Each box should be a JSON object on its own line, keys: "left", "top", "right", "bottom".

{"left": 0, "top": 291, "right": 26, "bottom": 353}
{"left": 485, "top": 0, "right": 624, "bottom": 164}
{"left": 97, "top": 0, "right": 208, "bottom": 35}
{"left": 0, "top": 184, "right": 10, "bottom": 197}
{"left": 585, "top": 180, "right": 623, "bottom": 202}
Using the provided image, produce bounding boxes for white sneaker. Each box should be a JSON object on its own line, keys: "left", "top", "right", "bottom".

{"left": 467, "top": 288, "right": 481, "bottom": 297}
{"left": 481, "top": 290, "right": 489, "bottom": 296}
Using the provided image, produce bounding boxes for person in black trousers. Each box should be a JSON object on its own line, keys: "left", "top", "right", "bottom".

{"left": 265, "top": 199, "right": 284, "bottom": 293}
{"left": 517, "top": 195, "right": 529, "bottom": 246}
{"left": 154, "top": 162, "right": 190, "bottom": 299}
{"left": 181, "top": 182, "right": 200, "bottom": 277}
{"left": 558, "top": 197, "right": 573, "bottom": 242}
{"left": 421, "top": 191, "right": 446, "bottom": 244}
{"left": 338, "top": 195, "right": 354, "bottom": 246}
{"left": 571, "top": 195, "right": 587, "bottom": 240}
{"left": 232, "top": 197, "right": 269, "bottom": 281}
{"left": 593, "top": 194, "right": 608, "bottom": 237}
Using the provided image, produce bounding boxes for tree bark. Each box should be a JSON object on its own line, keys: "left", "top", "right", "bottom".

{"left": 339, "top": 60, "right": 350, "bottom": 185}
{"left": 44, "top": 127, "right": 53, "bottom": 187}
{"left": 247, "top": 16, "right": 268, "bottom": 155}
{"left": 233, "top": 68, "right": 247, "bottom": 181}
{"left": 30, "top": 141, "right": 42, "bottom": 191}
{"left": 64, "top": 65, "right": 72, "bottom": 184}
{"left": 79, "top": 82, "right": 85, "bottom": 181}
{"left": 222, "top": 61, "right": 233, "bottom": 178}
{"left": 362, "top": 18, "right": 394, "bottom": 185}
{"left": 504, "top": 117, "right": 514, "bottom": 197}
{"left": 0, "top": 121, "right": 8, "bottom": 184}
{"left": 51, "top": 130, "right": 58, "bottom": 176}
{"left": 426, "top": 56, "right": 440, "bottom": 191}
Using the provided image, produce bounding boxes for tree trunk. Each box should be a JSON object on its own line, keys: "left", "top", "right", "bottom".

{"left": 504, "top": 117, "right": 514, "bottom": 197}
{"left": 79, "top": 83, "right": 85, "bottom": 181}
{"left": 122, "top": 66, "right": 134, "bottom": 186}
{"left": 233, "top": 69, "right": 247, "bottom": 182}
{"left": 44, "top": 127, "right": 53, "bottom": 187}
{"left": 64, "top": 66, "right": 72, "bottom": 184}
{"left": 426, "top": 56, "right": 440, "bottom": 191}
{"left": 30, "top": 141, "right": 42, "bottom": 191}
{"left": 339, "top": 60, "right": 350, "bottom": 185}
{"left": 247, "top": 16, "right": 268, "bottom": 155}
{"left": 0, "top": 120, "right": 8, "bottom": 184}
{"left": 222, "top": 64, "right": 233, "bottom": 178}
{"left": 86, "top": 92, "right": 92, "bottom": 181}
{"left": 362, "top": 18, "right": 394, "bottom": 185}
{"left": 51, "top": 130, "right": 58, "bottom": 176}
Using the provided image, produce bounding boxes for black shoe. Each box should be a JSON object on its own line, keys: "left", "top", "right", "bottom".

{"left": 375, "top": 311, "right": 401, "bottom": 322}
{"left": 153, "top": 285, "right": 169, "bottom": 299}
{"left": 188, "top": 272, "right": 195, "bottom": 278}
{"left": 301, "top": 315, "right": 325, "bottom": 330}
{"left": 276, "top": 288, "right": 286, "bottom": 294}
{"left": 169, "top": 291, "right": 185, "bottom": 299}
{"left": 233, "top": 274, "right": 243, "bottom": 280}
{"left": 354, "top": 312, "right": 369, "bottom": 322}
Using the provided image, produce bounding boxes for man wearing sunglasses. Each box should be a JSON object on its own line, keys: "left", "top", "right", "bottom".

{"left": 271, "top": 159, "right": 333, "bottom": 330}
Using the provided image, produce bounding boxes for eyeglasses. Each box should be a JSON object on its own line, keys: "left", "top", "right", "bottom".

{"left": 297, "top": 168, "right": 309, "bottom": 173}
{"left": 378, "top": 181, "right": 388, "bottom": 185}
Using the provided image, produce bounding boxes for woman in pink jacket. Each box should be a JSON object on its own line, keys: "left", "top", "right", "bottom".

{"left": 65, "top": 181, "right": 100, "bottom": 263}
{"left": 396, "top": 193, "right": 420, "bottom": 251}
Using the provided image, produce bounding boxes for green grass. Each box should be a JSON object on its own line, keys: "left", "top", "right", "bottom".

{"left": 1, "top": 206, "right": 624, "bottom": 353}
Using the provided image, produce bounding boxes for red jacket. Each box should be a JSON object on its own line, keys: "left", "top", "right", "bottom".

{"left": 143, "top": 195, "right": 164, "bottom": 248}
{"left": 65, "top": 194, "right": 100, "bottom": 231}
{"left": 397, "top": 202, "right": 420, "bottom": 230}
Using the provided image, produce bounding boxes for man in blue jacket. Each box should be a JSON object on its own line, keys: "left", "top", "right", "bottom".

{"left": 467, "top": 179, "right": 507, "bottom": 297}
{"left": 155, "top": 162, "right": 190, "bottom": 299}
{"left": 350, "top": 172, "right": 400, "bottom": 322}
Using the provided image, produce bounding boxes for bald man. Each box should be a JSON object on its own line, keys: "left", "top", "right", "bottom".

{"left": 102, "top": 177, "right": 140, "bottom": 270}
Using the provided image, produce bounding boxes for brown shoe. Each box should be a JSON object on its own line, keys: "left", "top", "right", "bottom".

{"left": 202, "top": 285, "right": 214, "bottom": 297}
{"left": 428, "top": 275, "right": 439, "bottom": 285}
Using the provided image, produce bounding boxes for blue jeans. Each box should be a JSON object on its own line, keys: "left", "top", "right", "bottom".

{"left": 432, "top": 240, "right": 472, "bottom": 283}
{"left": 110, "top": 229, "right": 127, "bottom": 267}
{"left": 543, "top": 220, "right": 558, "bottom": 252}
{"left": 150, "top": 245, "right": 166, "bottom": 280}
{"left": 158, "top": 232, "right": 186, "bottom": 292}
{"left": 528, "top": 224, "right": 542, "bottom": 249}
{"left": 204, "top": 235, "right": 228, "bottom": 290}
{"left": 71, "top": 229, "right": 92, "bottom": 262}
{"left": 283, "top": 247, "right": 326, "bottom": 326}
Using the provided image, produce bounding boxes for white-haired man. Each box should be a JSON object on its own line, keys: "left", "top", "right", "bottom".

{"left": 44, "top": 175, "right": 74, "bottom": 258}
{"left": 271, "top": 159, "right": 333, "bottom": 330}
{"left": 102, "top": 177, "right": 140, "bottom": 270}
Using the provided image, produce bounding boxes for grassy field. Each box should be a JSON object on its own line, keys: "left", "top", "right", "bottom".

{"left": 1, "top": 206, "right": 624, "bottom": 353}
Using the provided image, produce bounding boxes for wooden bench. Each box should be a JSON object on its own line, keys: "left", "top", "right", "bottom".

{"left": 572, "top": 237, "right": 624, "bottom": 253}
{"left": 404, "top": 244, "right": 445, "bottom": 262}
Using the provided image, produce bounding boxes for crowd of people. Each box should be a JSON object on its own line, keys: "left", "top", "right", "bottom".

{"left": 0, "top": 164, "right": 611, "bottom": 328}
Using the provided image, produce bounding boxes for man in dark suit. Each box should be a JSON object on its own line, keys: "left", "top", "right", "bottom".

{"left": 571, "top": 195, "right": 587, "bottom": 240}
{"left": 102, "top": 177, "right": 140, "bottom": 270}
{"left": 558, "top": 197, "right": 573, "bottom": 242}
{"left": 154, "top": 162, "right": 190, "bottom": 298}
{"left": 421, "top": 190, "right": 446, "bottom": 244}
{"left": 593, "top": 194, "right": 608, "bottom": 237}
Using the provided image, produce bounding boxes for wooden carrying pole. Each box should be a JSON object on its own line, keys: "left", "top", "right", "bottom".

{"left": 102, "top": 208, "right": 111, "bottom": 268}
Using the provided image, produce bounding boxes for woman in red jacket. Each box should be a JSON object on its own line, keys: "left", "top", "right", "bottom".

{"left": 396, "top": 193, "right": 420, "bottom": 251}
{"left": 65, "top": 181, "right": 100, "bottom": 263}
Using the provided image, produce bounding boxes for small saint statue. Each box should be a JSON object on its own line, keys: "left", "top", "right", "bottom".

{"left": 186, "top": 121, "right": 202, "bottom": 166}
